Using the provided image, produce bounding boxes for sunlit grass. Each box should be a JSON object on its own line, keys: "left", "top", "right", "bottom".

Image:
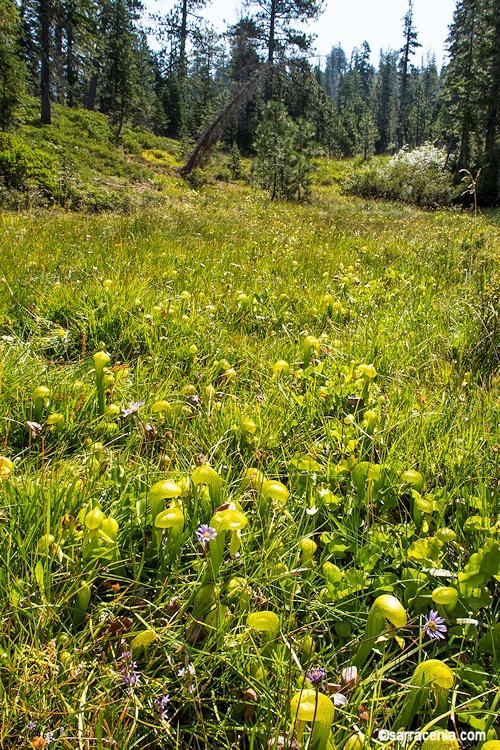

{"left": 0, "top": 179, "right": 499, "bottom": 749}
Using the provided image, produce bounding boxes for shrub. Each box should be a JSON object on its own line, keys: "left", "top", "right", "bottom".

{"left": 0, "top": 132, "right": 56, "bottom": 193}
{"left": 343, "top": 143, "right": 461, "bottom": 207}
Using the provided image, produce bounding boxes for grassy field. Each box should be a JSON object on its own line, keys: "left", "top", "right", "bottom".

{"left": 1, "top": 173, "right": 500, "bottom": 749}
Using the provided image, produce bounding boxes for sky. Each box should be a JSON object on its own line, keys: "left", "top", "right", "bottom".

{"left": 145, "top": 0, "right": 457, "bottom": 66}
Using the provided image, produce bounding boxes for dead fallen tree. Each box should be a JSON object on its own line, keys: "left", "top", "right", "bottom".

{"left": 179, "top": 65, "right": 270, "bottom": 176}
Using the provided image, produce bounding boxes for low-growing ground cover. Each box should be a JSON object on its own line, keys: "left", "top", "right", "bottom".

{"left": 0, "top": 181, "right": 500, "bottom": 749}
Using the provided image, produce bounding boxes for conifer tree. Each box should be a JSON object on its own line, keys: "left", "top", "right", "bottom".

{"left": 324, "top": 44, "right": 347, "bottom": 103}
{"left": 39, "top": 0, "right": 52, "bottom": 123}
{"left": 253, "top": 100, "right": 316, "bottom": 200}
{"left": 0, "top": 0, "right": 27, "bottom": 130}
{"left": 481, "top": 0, "right": 500, "bottom": 202}
{"left": 397, "top": 0, "right": 421, "bottom": 148}
{"left": 245, "top": 0, "right": 324, "bottom": 98}
{"left": 374, "top": 50, "right": 399, "bottom": 153}
{"left": 443, "top": 0, "right": 483, "bottom": 169}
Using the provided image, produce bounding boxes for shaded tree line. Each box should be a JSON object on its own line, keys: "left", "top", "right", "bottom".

{"left": 0, "top": 0, "right": 498, "bottom": 203}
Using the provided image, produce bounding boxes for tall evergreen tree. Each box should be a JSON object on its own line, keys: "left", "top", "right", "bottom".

{"left": 397, "top": 0, "right": 421, "bottom": 148}
{"left": 184, "top": 23, "right": 224, "bottom": 137}
{"left": 153, "top": 0, "right": 209, "bottom": 137}
{"left": 374, "top": 49, "right": 399, "bottom": 153}
{"left": 481, "top": 0, "right": 500, "bottom": 202}
{"left": 443, "top": 0, "right": 483, "bottom": 169}
{"left": 324, "top": 43, "right": 347, "bottom": 103}
{"left": 244, "top": 0, "right": 324, "bottom": 98}
{"left": 224, "top": 17, "right": 263, "bottom": 150}
{"left": 39, "top": 0, "right": 52, "bottom": 123}
{"left": 0, "top": 0, "right": 27, "bottom": 130}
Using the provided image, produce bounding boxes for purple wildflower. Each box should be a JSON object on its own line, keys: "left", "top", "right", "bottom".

{"left": 119, "top": 650, "right": 140, "bottom": 690}
{"left": 307, "top": 667, "right": 326, "bottom": 685}
{"left": 122, "top": 400, "right": 145, "bottom": 418}
{"left": 423, "top": 610, "right": 448, "bottom": 640}
{"left": 178, "top": 664, "right": 196, "bottom": 678}
{"left": 178, "top": 663, "right": 196, "bottom": 693}
{"left": 25, "top": 721, "right": 37, "bottom": 732}
{"left": 44, "top": 732, "right": 57, "bottom": 745}
{"left": 195, "top": 524, "right": 217, "bottom": 545}
{"left": 155, "top": 693, "right": 170, "bottom": 720}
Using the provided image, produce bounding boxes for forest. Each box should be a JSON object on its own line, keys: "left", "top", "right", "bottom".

{"left": 0, "top": 0, "right": 499, "bottom": 204}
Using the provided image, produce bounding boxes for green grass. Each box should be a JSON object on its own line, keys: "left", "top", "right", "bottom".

{"left": 0, "top": 165, "right": 500, "bottom": 749}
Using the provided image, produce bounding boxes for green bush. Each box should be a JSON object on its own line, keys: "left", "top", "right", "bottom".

{"left": 0, "top": 132, "right": 56, "bottom": 193}
{"left": 343, "top": 143, "right": 461, "bottom": 207}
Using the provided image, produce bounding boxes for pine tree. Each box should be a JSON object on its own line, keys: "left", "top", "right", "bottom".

{"left": 39, "top": 0, "right": 52, "bottom": 123}
{"left": 324, "top": 44, "right": 347, "bottom": 103}
{"left": 443, "top": 0, "right": 483, "bottom": 169}
{"left": 225, "top": 17, "right": 263, "bottom": 150}
{"left": 97, "top": 0, "right": 146, "bottom": 137}
{"left": 244, "top": 0, "right": 324, "bottom": 98}
{"left": 397, "top": 0, "right": 421, "bottom": 148}
{"left": 374, "top": 50, "right": 399, "bottom": 153}
{"left": 152, "top": 0, "right": 209, "bottom": 137}
{"left": 184, "top": 23, "right": 223, "bottom": 138}
{"left": 0, "top": 0, "right": 27, "bottom": 130}
{"left": 253, "top": 99, "right": 316, "bottom": 200}
{"left": 481, "top": 0, "right": 500, "bottom": 203}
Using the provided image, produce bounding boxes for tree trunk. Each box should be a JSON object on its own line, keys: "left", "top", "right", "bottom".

{"left": 66, "top": 9, "right": 76, "bottom": 107}
{"left": 40, "top": 0, "right": 51, "bottom": 124}
{"left": 266, "top": 0, "right": 277, "bottom": 99}
{"left": 482, "top": 0, "right": 500, "bottom": 203}
{"left": 180, "top": 66, "right": 268, "bottom": 175}
{"left": 458, "top": 1, "right": 477, "bottom": 169}
{"left": 179, "top": 0, "right": 188, "bottom": 78}
{"left": 86, "top": 70, "right": 98, "bottom": 110}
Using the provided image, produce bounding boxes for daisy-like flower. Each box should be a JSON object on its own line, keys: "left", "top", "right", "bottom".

{"left": 307, "top": 666, "right": 326, "bottom": 685}
{"left": 154, "top": 693, "right": 170, "bottom": 720}
{"left": 423, "top": 610, "right": 448, "bottom": 640}
{"left": 122, "top": 400, "right": 145, "bottom": 418}
{"left": 195, "top": 525, "right": 217, "bottom": 545}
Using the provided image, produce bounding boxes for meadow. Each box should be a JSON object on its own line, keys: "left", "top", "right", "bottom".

{"left": 1, "top": 167, "right": 500, "bottom": 749}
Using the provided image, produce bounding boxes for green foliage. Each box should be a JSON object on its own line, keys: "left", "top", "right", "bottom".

{"left": 0, "top": 132, "right": 55, "bottom": 194}
{"left": 0, "top": 104, "right": 181, "bottom": 210}
{"left": 229, "top": 142, "right": 242, "bottom": 179}
{"left": 253, "top": 100, "right": 317, "bottom": 200}
{"left": 0, "top": 0, "right": 27, "bottom": 131}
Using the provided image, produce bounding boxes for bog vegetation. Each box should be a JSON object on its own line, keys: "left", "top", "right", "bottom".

{"left": 1, "top": 126, "right": 500, "bottom": 747}
{"left": 1, "top": 0, "right": 500, "bottom": 748}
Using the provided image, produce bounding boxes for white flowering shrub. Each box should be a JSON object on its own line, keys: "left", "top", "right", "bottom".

{"left": 343, "top": 143, "right": 461, "bottom": 207}
{"left": 391, "top": 142, "right": 447, "bottom": 170}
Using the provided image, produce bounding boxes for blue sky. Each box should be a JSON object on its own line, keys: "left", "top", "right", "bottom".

{"left": 145, "top": 0, "right": 457, "bottom": 66}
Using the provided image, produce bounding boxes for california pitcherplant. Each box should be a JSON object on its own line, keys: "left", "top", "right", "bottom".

{"left": 353, "top": 594, "right": 408, "bottom": 668}
{"left": 93, "top": 347, "right": 111, "bottom": 417}
{"left": 1, "top": 159, "right": 500, "bottom": 749}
